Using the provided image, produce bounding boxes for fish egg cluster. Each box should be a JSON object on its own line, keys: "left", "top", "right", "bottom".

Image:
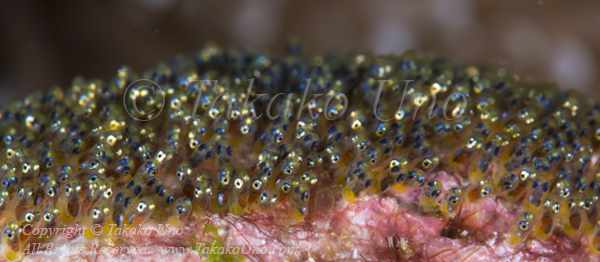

{"left": 2, "top": 43, "right": 600, "bottom": 259}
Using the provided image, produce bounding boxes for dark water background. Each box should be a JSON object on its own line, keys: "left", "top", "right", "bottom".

{"left": 1, "top": 0, "right": 599, "bottom": 104}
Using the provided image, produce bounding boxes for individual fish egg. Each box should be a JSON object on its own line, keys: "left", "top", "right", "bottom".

{"left": 17, "top": 208, "right": 39, "bottom": 244}
{"left": 210, "top": 166, "right": 233, "bottom": 213}
{"left": 248, "top": 174, "right": 268, "bottom": 204}
{"left": 296, "top": 115, "right": 320, "bottom": 133}
{"left": 155, "top": 145, "right": 181, "bottom": 167}
{"left": 402, "top": 169, "right": 425, "bottom": 188}
{"left": 228, "top": 170, "right": 251, "bottom": 215}
{"left": 274, "top": 176, "right": 299, "bottom": 205}
{"left": 80, "top": 173, "right": 105, "bottom": 212}
{"left": 239, "top": 114, "right": 257, "bottom": 138}
{"left": 257, "top": 149, "right": 278, "bottom": 166}
{"left": 291, "top": 184, "right": 310, "bottom": 220}
{"left": 323, "top": 94, "right": 346, "bottom": 120}
{"left": 33, "top": 142, "right": 56, "bottom": 172}
{"left": 295, "top": 131, "right": 320, "bottom": 152}
{"left": 1, "top": 169, "right": 19, "bottom": 193}
{"left": 110, "top": 155, "right": 134, "bottom": 182}
{"left": 212, "top": 119, "right": 229, "bottom": 134}
{"left": 347, "top": 131, "right": 369, "bottom": 155}
{"left": 431, "top": 120, "right": 451, "bottom": 138}
{"left": 342, "top": 171, "right": 374, "bottom": 202}
{"left": 163, "top": 124, "right": 183, "bottom": 147}
{"left": 466, "top": 179, "right": 494, "bottom": 203}
{"left": 534, "top": 198, "right": 560, "bottom": 239}
{"left": 44, "top": 178, "right": 60, "bottom": 202}
{"left": 186, "top": 127, "right": 206, "bottom": 151}
{"left": 508, "top": 212, "right": 534, "bottom": 245}
{"left": 323, "top": 144, "right": 343, "bottom": 169}
{"left": 369, "top": 121, "right": 390, "bottom": 139}
{"left": 581, "top": 196, "right": 598, "bottom": 234}
{"left": 415, "top": 154, "right": 440, "bottom": 174}
{"left": 589, "top": 221, "right": 600, "bottom": 254}
{"left": 125, "top": 197, "right": 155, "bottom": 226}
{"left": 276, "top": 157, "right": 302, "bottom": 180}
{"left": 154, "top": 187, "right": 175, "bottom": 211}
{"left": 378, "top": 159, "right": 408, "bottom": 193}
{"left": 260, "top": 123, "right": 286, "bottom": 149}
{"left": 371, "top": 137, "right": 394, "bottom": 158}
{"left": 257, "top": 189, "right": 279, "bottom": 210}
{"left": 524, "top": 177, "right": 550, "bottom": 212}
{"left": 323, "top": 123, "right": 347, "bottom": 146}
{"left": 505, "top": 171, "right": 531, "bottom": 200}
{"left": 562, "top": 197, "right": 586, "bottom": 235}
{"left": 341, "top": 160, "right": 368, "bottom": 186}
{"left": 495, "top": 173, "right": 520, "bottom": 194}
{"left": 110, "top": 190, "right": 137, "bottom": 228}
{"left": 468, "top": 134, "right": 507, "bottom": 180}
{"left": 304, "top": 152, "right": 323, "bottom": 169}
{"left": 188, "top": 142, "right": 216, "bottom": 167}
{"left": 2, "top": 219, "right": 22, "bottom": 261}
{"left": 167, "top": 197, "right": 192, "bottom": 225}
{"left": 60, "top": 136, "right": 86, "bottom": 156}
{"left": 144, "top": 178, "right": 174, "bottom": 210}
{"left": 420, "top": 180, "right": 443, "bottom": 210}
{"left": 11, "top": 183, "right": 37, "bottom": 219}
{"left": 389, "top": 124, "right": 406, "bottom": 148}
{"left": 252, "top": 160, "right": 274, "bottom": 186}
{"left": 449, "top": 117, "right": 472, "bottom": 140}
{"left": 124, "top": 176, "right": 149, "bottom": 198}
{"left": 176, "top": 162, "right": 195, "bottom": 199}
{"left": 362, "top": 147, "right": 383, "bottom": 167}
{"left": 440, "top": 187, "right": 463, "bottom": 216}
{"left": 214, "top": 137, "right": 233, "bottom": 164}
{"left": 192, "top": 173, "right": 213, "bottom": 214}
{"left": 298, "top": 170, "right": 319, "bottom": 189}
{"left": 0, "top": 188, "right": 8, "bottom": 215}
{"left": 450, "top": 139, "right": 480, "bottom": 167}
{"left": 40, "top": 204, "right": 61, "bottom": 230}
{"left": 82, "top": 199, "right": 111, "bottom": 239}
{"left": 134, "top": 160, "right": 160, "bottom": 179}
{"left": 16, "top": 157, "right": 40, "bottom": 180}
{"left": 57, "top": 180, "right": 83, "bottom": 223}
{"left": 347, "top": 110, "right": 366, "bottom": 131}
{"left": 503, "top": 146, "right": 534, "bottom": 173}
{"left": 135, "top": 142, "right": 154, "bottom": 163}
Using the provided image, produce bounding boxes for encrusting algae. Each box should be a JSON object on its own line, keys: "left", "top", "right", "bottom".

{"left": 2, "top": 42, "right": 600, "bottom": 259}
